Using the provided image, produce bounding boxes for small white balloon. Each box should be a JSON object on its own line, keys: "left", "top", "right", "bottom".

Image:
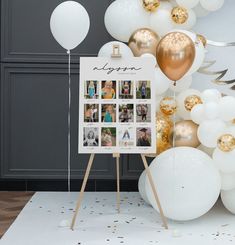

{"left": 213, "top": 148, "right": 235, "bottom": 173}
{"left": 218, "top": 96, "right": 235, "bottom": 122}
{"left": 145, "top": 147, "right": 221, "bottom": 221}
{"left": 138, "top": 170, "right": 150, "bottom": 205}
{"left": 104, "top": 0, "right": 150, "bottom": 42}
{"left": 221, "top": 188, "right": 235, "bottom": 214}
{"left": 154, "top": 68, "right": 171, "bottom": 95}
{"left": 98, "top": 41, "right": 133, "bottom": 58}
{"left": 169, "top": 76, "right": 192, "bottom": 93}
{"left": 191, "top": 104, "right": 205, "bottom": 124}
{"left": 50, "top": 1, "right": 90, "bottom": 50}
{"left": 193, "top": 3, "right": 210, "bottom": 17}
{"left": 202, "top": 89, "right": 221, "bottom": 103}
{"left": 204, "top": 102, "right": 219, "bottom": 120}
{"left": 176, "top": 0, "right": 199, "bottom": 9}
{"left": 197, "top": 119, "right": 227, "bottom": 148}
{"left": 220, "top": 172, "right": 235, "bottom": 191}
{"left": 200, "top": 0, "right": 224, "bottom": 12}
{"left": 173, "top": 9, "right": 197, "bottom": 30}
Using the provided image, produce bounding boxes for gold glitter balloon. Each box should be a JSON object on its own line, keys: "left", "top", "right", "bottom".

{"left": 142, "top": 0, "right": 160, "bottom": 12}
{"left": 171, "top": 7, "right": 189, "bottom": 24}
{"left": 174, "top": 120, "right": 200, "bottom": 148}
{"left": 197, "top": 34, "right": 207, "bottom": 47}
{"left": 160, "top": 97, "right": 177, "bottom": 116}
{"left": 217, "top": 134, "right": 235, "bottom": 152}
{"left": 156, "top": 113, "right": 173, "bottom": 154}
{"left": 184, "top": 95, "right": 202, "bottom": 111}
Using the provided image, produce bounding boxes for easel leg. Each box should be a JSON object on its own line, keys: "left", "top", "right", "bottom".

{"left": 116, "top": 155, "right": 120, "bottom": 213}
{"left": 141, "top": 154, "right": 168, "bottom": 229}
{"left": 70, "top": 153, "right": 95, "bottom": 230}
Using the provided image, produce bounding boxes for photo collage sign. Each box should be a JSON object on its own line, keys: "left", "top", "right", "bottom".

{"left": 78, "top": 57, "right": 156, "bottom": 154}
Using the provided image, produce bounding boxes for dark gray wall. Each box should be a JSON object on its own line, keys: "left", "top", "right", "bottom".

{"left": 0, "top": 0, "right": 144, "bottom": 182}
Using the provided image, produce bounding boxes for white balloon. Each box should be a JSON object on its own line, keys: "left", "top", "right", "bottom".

{"left": 220, "top": 172, "right": 235, "bottom": 191}
{"left": 193, "top": 3, "right": 210, "bottom": 17}
{"left": 150, "top": 2, "right": 174, "bottom": 36}
{"left": 204, "top": 102, "right": 219, "bottom": 120}
{"left": 104, "top": 0, "right": 150, "bottom": 42}
{"left": 177, "top": 89, "right": 202, "bottom": 120}
{"left": 197, "top": 144, "right": 214, "bottom": 157}
{"left": 154, "top": 68, "right": 171, "bottom": 95}
{"left": 50, "top": 1, "right": 90, "bottom": 50}
{"left": 200, "top": 0, "right": 224, "bottom": 12}
{"left": 197, "top": 119, "right": 227, "bottom": 148}
{"left": 202, "top": 89, "right": 221, "bottom": 103}
{"left": 138, "top": 170, "right": 150, "bottom": 205}
{"left": 173, "top": 9, "right": 197, "bottom": 30}
{"left": 98, "top": 41, "right": 133, "bottom": 58}
{"left": 176, "top": 0, "right": 199, "bottom": 9}
{"left": 141, "top": 53, "right": 157, "bottom": 66}
{"left": 221, "top": 188, "right": 235, "bottom": 214}
{"left": 145, "top": 147, "right": 221, "bottom": 221}
{"left": 191, "top": 104, "right": 205, "bottom": 124}
{"left": 218, "top": 96, "right": 235, "bottom": 122}
{"left": 213, "top": 148, "right": 235, "bottom": 173}
{"left": 169, "top": 76, "right": 192, "bottom": 93}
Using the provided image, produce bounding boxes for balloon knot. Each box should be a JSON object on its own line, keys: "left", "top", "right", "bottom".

{"left": 67, "top": 50, "right": 70, "bottom": 54}
{"left": 173, "top": 81, "right": 177, "bottom": 86}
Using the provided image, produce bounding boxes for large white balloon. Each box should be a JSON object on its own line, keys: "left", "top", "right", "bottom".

{"left": 193, "top": 3, "right": 209, "bottom": 17}
{"left": 98, "top": 41, "right": 133, "bottom": 58}
{"left": 149, "top": 2, "right": 174, "bottom": 37}
{"left": 104, "top": 0, "right": 150, "bottom": 42}
{"left": 50, "top": 1, "right": 90, "bottom": 50}
{"left": 221, "top": 188, "right": 235, "bottom": 214}
{"left": 191, "top": 104, "right": 205, "bottom": 124}
{"left": 138, "top": 170, "right": 150, "bottom": 205}
{"left": 202, "top": 89, "right": 221, "bottom": 103}
{"left": 169, "top": 76, "right": 192, "bottom": 93}
{"left": 220, "top": 172, "right": 235, "bottom": 191}
{"left": 176, "top": 0, "right": 199, "bottom": 9}
{"left": 145, "top": 147, "right": 221, "bottom": 221}
{"left": 200, "top": 0, "right": 224, "bottom": 12}
{"left": 218, "top": 96, "right": 235, "bottom": 122}
{"left": 213, "top": 148, "right": 235, "bottom": 173}
{"left": 154, "top": 68, "right": 171, "bottom": 95}
{"left": 197, "top": 119, "right": 227, "bottom": 148}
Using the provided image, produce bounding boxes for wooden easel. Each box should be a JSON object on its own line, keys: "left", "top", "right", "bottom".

{"left": 70, "top": 45, "right": 168, "bottom": 230}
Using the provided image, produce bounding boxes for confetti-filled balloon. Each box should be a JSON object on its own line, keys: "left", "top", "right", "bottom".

{"left": 160, "top": 97, "right": 177, "bottom": 116}
{"left": 142, "top": 0, "right": 160, "bottom": 12}
{"left": 171, "top": 7, "right": 188, "bottom": 24}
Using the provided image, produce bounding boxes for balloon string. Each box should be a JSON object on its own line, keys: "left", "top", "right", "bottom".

{"left": 67, "top": 50, "right": 71, "bottom": 192}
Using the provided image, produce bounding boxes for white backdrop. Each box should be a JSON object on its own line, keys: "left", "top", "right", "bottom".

{"left": 192, "top": 0, "right": 235, "bottom": 96}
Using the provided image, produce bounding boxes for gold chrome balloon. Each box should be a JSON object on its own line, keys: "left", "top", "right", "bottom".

{"left": 171, "top": 7, "right": 188, "bottom": 24}
{"left": 174, "top": 120, "right": 200, "bottom": 148}
{"left": 128, "top": 28, "right": 160, "bottom": 57}
{"left": 184, "top": 95, "right": 202, "bottom": 111}
{"left": 217, "top": 134, "right": 235, "bottom": 152}
{"left": 156, "top": 32, "right": 195, "bottom": 81}
{"left": 197, "top": 34, "right": 207, "bottom": 47}
{"left": 156, "top": 113, "right": 173, "bottom": 154}
{"left": 142, "top": 0, "right": 160, "bottom": 12}
{"left": 160, "top": 97, "right": 177, "bottom": 116}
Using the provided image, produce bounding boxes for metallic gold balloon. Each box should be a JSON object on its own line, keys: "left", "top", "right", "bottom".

{"left": 217, "top": 134, "right": 235, "bottom": 152}
{"left": 160, "top": 97, "right": 177, "bottom": 116}
{"left": 174, "top": 120, "right": 200, "bottom": 148}
{"left": 156, "top": 32, "right": 196, "bottom": 81}
{"left": 142, "top": 0, "right": 160, "bottom": 12}
{"left": 171, "top": 7, "right": 188, "bottom": 24}
{"left": 128, "top": 28, "right": 160, "bottom": 57}
{"left": 184, "top": 95, "right": 202, "bottom": 111}
{"left": 197, "top": 34, "right": 207, "bottom": 47}
{"left": 156, "top": 113, "right": 173, "bottom": 154}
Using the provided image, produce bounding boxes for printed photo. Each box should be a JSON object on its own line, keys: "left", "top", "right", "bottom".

{"left": 84, "top": 104, "right": 99, "bottom": 122}
{"left": 101, "top": 80, "right": 116, "bottom": 99}
{"left": 119, "top": 80, "right": 134, "bottom": 99}
{"left": 136, "top": 104, "right": 151, "bottom": 123}
{"left": 84, "top": 80, "right": 99, "bottom": 99}
{"left": 83, "top": 127, "right": 99, "bottom": 146}
{"left": 101, "top": 104, "right": 116, "bottom": 123}
{"left": 119, "top": 104, "right": 134, "bottom": 123}
{"left": 136, "top": 127, "right": 151, "bottom": 147}
{"left": 119, "top": 127, "right": 135, "bottom": 147}
{"left": 136, "top": 81, "right": 151, "bottom": 99}
{"left": 101, "top": 127, "right": 116, "bottom": 147}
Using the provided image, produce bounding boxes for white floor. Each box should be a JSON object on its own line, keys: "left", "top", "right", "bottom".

{"left": 0, "top": 192, "right": 235, "bottom": 245}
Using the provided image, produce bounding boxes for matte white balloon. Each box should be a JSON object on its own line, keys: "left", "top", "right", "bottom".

{"left": 104, "top": 0, "right": 150, "bottom": 42}
{"left": 145, "top": 147, "right": 221, "bottom": 221}
{"left": 213, "top": 148, "right": 235, "bottom": 173}
{"left": 193, "top": 3, "right": 209, "bottom": 17}
{"left": 177, "top": 89, "right": 202, "bottom": 120}
{"left": 50, "top": 1, "right": 90, "bottom": 50}
{"left": 176, "top": 0, "right": 199, "bottom": 9}
{"left": 191, "top": 104, "right": 205, "bottom": 124}
{"left": 173, "top": 9, "right": 197, "bottom": 30}
{"left": 204, "top": 102, "right": 219, "bottom": 120}
{"left": 221, "top": 188, "right": 235, "bottom": 214}
{"left": 169, "top": 76, "right": 192, "bottom": 93}
{"left": 98, "top": 41, "right": 133, "bottom": 58}
{"left": 202, "top": 89, "right": 221, "bottom": 103}
{"left": 220, "top": 172, "right": 235, "bottom": 191}
{"left": 200, "top": 0, "right": 224, "bottom": 12}
{"left": 154, "top": 68, "right": 171, "bottom": 95}
{"left": 138, "top": 170, "right": 150, "bottom": 205}
{"left": 197, "top": 119, "right": 227, "bottom": 148}
{"left": 218, "top": 96, "right": 235, "bottom": 122}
